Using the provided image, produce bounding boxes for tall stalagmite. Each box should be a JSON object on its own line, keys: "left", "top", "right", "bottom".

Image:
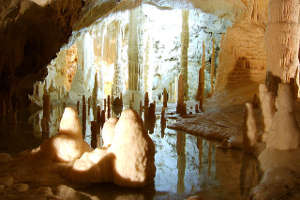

{"left": 196, "top": 42, "right": 205, "bottom": 111}
{"left": 176, "top": 74, "right": 185, "bottom": 114}
{"left": 210, "top": 38, "right": 216, "bottom": 96}
{"left": 128, "top": 8, "right": 141, "bottom": 91}
{"left": 265, "top": 0, "right": 300, "bottom": 91}
{"left": 181, "top": 10, "right": 189, "bottom": 100}
{"left": 92, "top": 72, "right": 99, "bottom": 119}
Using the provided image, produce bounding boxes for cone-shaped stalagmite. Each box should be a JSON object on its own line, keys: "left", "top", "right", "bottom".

{"left": 181, "top": 10, "right": 189, "bottom": 100}
{"left": 196, "top": 42, "right": 205, "bottom": 112}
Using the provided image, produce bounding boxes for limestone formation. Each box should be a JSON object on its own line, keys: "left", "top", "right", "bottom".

{"left": 109, "top": 109, "right": 156, "bottom": 187}
{"left": 196, "top": 42, "right": 205, "bottom": 112}
{"left": 258, "top": 84, "right": 275, "bottom": 137}
{"left": 244, "top": 102, "right": 257, "bottom": 149}
{"left": 102, "top": 118, "right": 118, "bottom": 148}
{"left": 39, "top": 107, "right": 91, "bottom": 162}
{"left": 88, "top": 97, "right": 91, "bottom": 116}
{"left": 163, "top": 88, "right": 168, "bottom": 108}
{"left": 181, "top": 10, "right": 189, "bottom": 100}
{"left": 82, "top": 95, "right": 86, "bottom": 138}
{"left": 107, "top": 95, "right": 111, "bottom": 119}
{"left": 210, "top": 38, "right": 215, "bottom": 96}
{"left": 176, "top": 74, "right": 185, "bottom": 115}
{"left": 91, "top": 121, "right": 100, "bottom": 149}
{"left": 265, "top": 84, "right": 300, "bottom": 150}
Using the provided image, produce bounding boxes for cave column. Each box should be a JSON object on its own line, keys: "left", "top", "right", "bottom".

{"left": 128, "top": 8, "right": 141, "bottom": 91}
{"left": 181, "top": 10, "right": 189, "bottom": 100}
{"left": 112, "top": 21, "right": 122, "bottom": 98}
{"left": 265, "top": 0, "right": 300, "bottom": 92}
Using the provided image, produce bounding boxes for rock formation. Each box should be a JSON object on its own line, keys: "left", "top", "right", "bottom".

{"left": 102, "top": 118, "right": 118, "bottom": 148}
{"left": 38, "top": 107, "right": 91, "bottom": 162}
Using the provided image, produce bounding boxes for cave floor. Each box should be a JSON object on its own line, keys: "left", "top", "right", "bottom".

{"left": 0, "top": 104, "right": 261, "bottom": 200}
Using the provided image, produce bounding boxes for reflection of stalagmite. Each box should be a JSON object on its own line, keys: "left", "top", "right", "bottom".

{"left": 208, "top": 142, "right": 212, "bottom": 177}
{"left": 163, "top": 88, "right": 168, "bottom": 108}
{"left": 196, "top": 42, "right": 205, "bottom": 112}
{"left": 176, "top": 132, "right": 186, "bottom": 194}
{"left": 210, "top": 38, "right": 216, "bottom": 96}
{"left": 197, "top": 137, "right": 203, "bottom": 171}
{"left": 176, "top": 74, "right": 185, "bottom": 115}
{"left": 82, "top": 95, "right": 86, "bottom": 138}
{"left": 181, "top": 10, "right": 189, "bottom": 100}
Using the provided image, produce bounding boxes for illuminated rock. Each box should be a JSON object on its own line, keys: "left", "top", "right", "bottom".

{"left": 39, "top": 107, "right": 91, "bottom": 162}
{"left": 265, "top": 84, "right": 299, "bottom": 150}
{"left": 109, "top": 109, "right": 156, "bottom": 187}
{"left": 102, "top": 118, "right": 118, "bottom": 148}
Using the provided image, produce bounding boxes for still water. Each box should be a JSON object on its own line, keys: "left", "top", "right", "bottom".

{"left": 0, "top": 105, "right": 260, "bottom": 200}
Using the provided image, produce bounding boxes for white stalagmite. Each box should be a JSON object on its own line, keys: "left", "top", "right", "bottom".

{"left": 265, "top": 84, "right": 300, "bottom": 150}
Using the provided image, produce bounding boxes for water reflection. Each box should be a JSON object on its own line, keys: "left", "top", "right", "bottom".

{"left": 0, "top": 105, "right": 260, "bottom": 200}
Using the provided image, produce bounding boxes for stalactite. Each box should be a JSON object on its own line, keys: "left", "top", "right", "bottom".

{"left": 82, "top": 95, "right": 86, "bottom": 138}
{"left": 112, "top": 21, "right": 122, "bottom": 97}
{"left": 210, "top": 38, "right": 216, "bottom": 97}
{"left": 181, "top": 10, "right": 189, "bottom": 100}
{"left": 196, "top": 42, "right": 205, "bottom": 112}
{"left": 144, "top": 37, "right": 150, "bottom": 93}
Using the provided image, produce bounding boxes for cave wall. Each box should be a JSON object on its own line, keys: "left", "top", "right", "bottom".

{"left": 215, "top": 0, "right": 268, "bottom": 92}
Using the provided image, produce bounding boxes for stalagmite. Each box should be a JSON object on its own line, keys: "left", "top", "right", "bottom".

{"left": 139, "top": 100, "right": 142, "bottom": 117}
{"left": 92, "top": 73, "right": 99, "bottom": 119}
{"left": 195, "top": 104, "right": 199, "bottom": 113}
{"left": 210, "top": 38, "right": 215, "bottom": 97}
{"left": 265, "top": 84, "right": 300, "bottom": 150}
{"left": 39, "top": 107, "right": 91, "bottom": 162}
{"left": 181, "top": 10, "right": 189, "bottom": 100}
{"left": 196, "top": 42, "right": 206, "bottom": 112}
{"left": 42, "top": 85, "right": 50, "bottom": 139}
{"left": 163, "top": 88, "right": 168, "bottom": 108}
{"left": 82, "top": 95, "right": 86, "bottom": 138}
{"left": 76, "top": 101, "right": 80, "bottom": 114}
{"left": 244, "top": 102, "right": 257, "bottom": 150}
{"left": 88, "top": 97, "right": 91, "bottom": 116}
{"left": 104, "top": 99, "right": 106, "bottom": 113}
{"left": 91, "top": 121, "right": 100, "bottom": 149}
{"left": 107, "top": 95, "right": 111, "bottom": 119}
{"left": 97, "top": 106, "right": 101, "bottom": 123}
{"left": 259, "top": 84, "right": 275, "bottom": 138}
{"left": 176, "top": 74, "right": 185, "bottom": 115}
{"left": 265, "top": 0, "right": 300, "bottom": 90}
{"left": 100, "top": 110, "right": 106, "bottom": 128}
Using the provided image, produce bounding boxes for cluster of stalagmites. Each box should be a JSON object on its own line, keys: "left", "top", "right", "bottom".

{"left": 244, "top": 83, "right": 300, "bottom": 199}
{"left": 1, "top": 107, "right": 156, "bottom": 193}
